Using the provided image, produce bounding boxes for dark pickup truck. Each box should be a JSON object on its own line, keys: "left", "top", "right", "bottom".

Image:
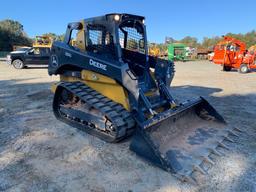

{"left": 7, "top": 47, "right": 50, "bottom": 69}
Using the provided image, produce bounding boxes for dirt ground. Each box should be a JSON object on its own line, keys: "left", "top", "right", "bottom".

{"left": 0, "top": 61, "right": 255, "bottom": 192}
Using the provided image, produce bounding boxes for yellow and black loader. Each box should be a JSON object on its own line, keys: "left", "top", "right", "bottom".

{"left": 48, "top": 13, "right": 241, "bottom": 183}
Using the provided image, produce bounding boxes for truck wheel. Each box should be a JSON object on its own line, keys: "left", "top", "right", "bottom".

{"left": 239, "top": 64, "right": 249, "bottom": 73}
{"left": 12, "top": 59, "right": 24, "bottom": 69}
{"left": 223, "top": 65, "right": 232, "bottom": 71}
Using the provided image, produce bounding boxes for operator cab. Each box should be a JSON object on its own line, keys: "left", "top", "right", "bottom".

{"left": 63, "top": 14, "right": 158, "bottom": 93}
{"left": 66, "top": 14, "right": 148, "bottom": 77}
{"left": 118, "top": 18, "right": 147, "bottom": 77}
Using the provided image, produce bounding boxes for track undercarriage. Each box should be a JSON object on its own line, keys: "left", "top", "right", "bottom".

{"left": 53, "top": 81, "right": 135, "bottom": 142}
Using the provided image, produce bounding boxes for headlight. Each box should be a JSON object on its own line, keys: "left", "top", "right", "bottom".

{"left": 142, "top": 19, "right": 145, "bottom": 24}
{"left": 114, "top": 14, "right": 120, "bottom": 21}
{"left": 6, "top": 55, "right": 11, "bottom": 60}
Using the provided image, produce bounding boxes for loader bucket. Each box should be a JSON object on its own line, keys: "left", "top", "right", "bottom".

{"left": 130, "top": 97, "right": 240, "bottom": 182}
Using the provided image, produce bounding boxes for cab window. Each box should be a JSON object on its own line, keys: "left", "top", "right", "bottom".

{"left": 86, "top": 24, "right": 115, "bottom": 57}
{"left": 34, "top": 48, "right": 40, "bottom": 55}
{"left": 40, "top": 48, "right": 50, "bottom": 56}
{"left": 69, "top": 28, "right": 86, "bottom": 51}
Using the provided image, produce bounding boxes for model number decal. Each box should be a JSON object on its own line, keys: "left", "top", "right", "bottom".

{"left": 89, "top": 59, "right": 107, "bottom": 71}
{"left": 65, "top": 52, "right": 72, "bottom": 58}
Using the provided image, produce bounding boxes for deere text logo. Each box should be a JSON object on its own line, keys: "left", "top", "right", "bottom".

{"left": 89, "top": 59, "right": 107, "bottom": 71}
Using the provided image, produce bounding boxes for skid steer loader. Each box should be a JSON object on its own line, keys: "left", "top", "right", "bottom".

{"left": 48, "top": 13, "right": 241, "bottom": 183}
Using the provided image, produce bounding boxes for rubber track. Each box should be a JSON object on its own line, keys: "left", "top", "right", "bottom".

{"left": 53, "top": 81, "right": 136, "bottom": 142}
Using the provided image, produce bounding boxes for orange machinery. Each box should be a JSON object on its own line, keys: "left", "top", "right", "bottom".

{"left": 248, "top": 45, "right": 256, "bottom": 53}
{"left": 213, "top": 36, "right": 256, "bottom": 73}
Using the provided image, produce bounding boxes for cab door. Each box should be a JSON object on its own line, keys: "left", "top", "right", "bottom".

{"left": 25, "top": 48, "right": 42, "bottom": 64}
{"left": 39, "top": 48, "right": 51, "bottom": 65}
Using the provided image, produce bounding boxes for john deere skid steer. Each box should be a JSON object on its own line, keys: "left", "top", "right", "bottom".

{"left": 48, "top": 13, "right": 241, "bottom": 182}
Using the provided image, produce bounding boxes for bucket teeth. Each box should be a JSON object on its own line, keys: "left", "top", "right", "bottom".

{"left": 228, "top": 130, "right": 239, "bottom": 137}
{"left": 182, "top": 175, "right": 197, "bottom": 185}
{"left": 203, "top": 156, "right": 215, "bottom": 165}
{"left": 224, "top": 136, "right": 235, "bottom": 143}
{"left": 193, "top": 165, "right": 207, "bottom": 175}
{"left": 217, "top": 141, "right": 230, "bottom": 150}
{"left": 209, "top": 148, "right": 223, "bottom": 156}
{"left": 234, "top": 127, "right": 243, "bottom": 133}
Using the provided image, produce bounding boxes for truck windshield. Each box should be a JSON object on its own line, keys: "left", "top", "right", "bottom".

{"left": 16, "top": 48, "right": 31, "bottom": 52}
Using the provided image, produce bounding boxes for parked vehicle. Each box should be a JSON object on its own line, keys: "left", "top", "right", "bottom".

{"left": 168, "top": 43, "right": 187, "bottom": 61}
{"left": 7, "top": 47, "right": 50, "bottom": 69}
{"left": 213, "top": 36, "right": 256, "bottom": 73}
{"left": 12, "top": 45, "right": 31, "bottom": 51}
{"left": 196, "top": 48, "right": 210, "bottom": 60}
{"left": 208, "top": 52, "right": 214, "bottom": 61}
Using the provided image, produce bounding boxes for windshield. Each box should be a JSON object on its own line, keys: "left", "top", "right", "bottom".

{"left": 16, "top": 47, "right": 31, "bottom": 52}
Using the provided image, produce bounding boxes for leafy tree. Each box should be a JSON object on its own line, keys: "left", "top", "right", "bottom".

{"left": 157, "top": 43, "right": 168, "bottom": 53}
{"left": 0, "top": 19, "right": 32, "bottom": 51}
{"left": 165, "top": 36, "right": 176, "bottom": 44}
{"left": 0, "top": 20, "right": 24, "bottom": 36}
{"left": 163, "top": 31, "right": 256, "bottom": 50}
{"left": 179, "top": 36, "right": 199, "bottom": 47}
{"left": 225, "top": 31, "right": 256, "bottom": 48}
{"left": 201, "top": 36, "right": 221, "bottom": 49}
{"left": 42, "top": 33, "right": 65, "bottom": 41}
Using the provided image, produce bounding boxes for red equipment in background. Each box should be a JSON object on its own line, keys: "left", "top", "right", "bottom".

{"left": 213, "top": 36, "right": 256, "bottom": 73}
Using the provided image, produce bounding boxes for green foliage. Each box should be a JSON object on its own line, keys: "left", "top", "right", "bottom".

{"left": 225, "top": 31, "right": 256, "bottom": 48}
{"left": 200, "top": 31, "right": 256, "bottom": 49}
{"left": 201, "top": 36, "right": 221, "bottom": 49}
{"left": 0, "top": 19, "right": 66, "bottom": 52}
{"left": 0, "top": 20, "right": 24, "bottom": 36}
{"left": 42, "top": 33, "right": 65, "bottom": 41}
{"left": 0, "top": 19, "right": 32, "bottom": 51}
{"left": 161, "top": 30, "right": 256, "bottom": 50}
{"left": 149, "top": 43, "right": 167, "bottom": 53}
{"left": 179, "top": 36, "right": 199, "bottom": 47}
{"left": 0, "top": 19, "right": 255, "bottom": 52}
{"left": 157, "top": 43, "right": 168, "bottom": 53}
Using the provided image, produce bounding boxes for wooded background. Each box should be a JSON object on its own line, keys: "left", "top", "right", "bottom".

{"left": 0, "top": 19, "right": 256, "bottom": 52}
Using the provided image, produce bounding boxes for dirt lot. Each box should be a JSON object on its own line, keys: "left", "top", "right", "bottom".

{"left": 0, "top": 61, "right": 255, "bottom": 192}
